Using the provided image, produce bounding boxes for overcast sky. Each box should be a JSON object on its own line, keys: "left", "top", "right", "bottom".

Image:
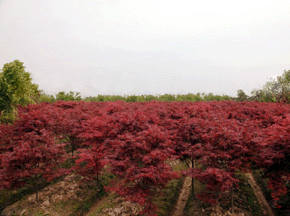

{"left": 0, "top": 0, "right": 290, "bottom": 97}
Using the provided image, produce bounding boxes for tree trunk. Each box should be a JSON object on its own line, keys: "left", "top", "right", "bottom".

{"left": 71, "top": 144, "right": 74, "bottom": 157}
{"left": 34, "top": 183, "right": 39, "bottom": 202}
{"left": 191, "top": 159, "right": 195, "bottom": 199}
{"left": 231, "top": 187, "right": 234, "bottom": 214}
{"left": 71, "top": 137, "right": 75, "bottom": 157}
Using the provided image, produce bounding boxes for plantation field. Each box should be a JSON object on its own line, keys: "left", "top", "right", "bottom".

{"left": 1, "top": 101, "right": 290, "bottom": 215}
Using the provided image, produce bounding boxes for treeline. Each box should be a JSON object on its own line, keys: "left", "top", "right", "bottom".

{"left": 34, "top": 70, "right": 290, "bottom": 104}
{"left": 37, "top": 89, "right": 287, "bottom": 103}
{"left": 38, "top": 91, "right": 232, "bottom": 103}
{"left": 236, "top": 69, "right": 290, "bottom": 103}
{"left": 1, "top": 60, "right": 290, "bottom": 122}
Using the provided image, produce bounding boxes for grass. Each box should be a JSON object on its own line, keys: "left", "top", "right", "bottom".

{"left": 85, "top": 160, "right": 188, "bottom": 216}
{"left": 152, "top": 160, "right": 187, "bottom": 215}
{"left": 253, "top": 169, "right": 290, "bottom": 216}
{"left": 3, "top": 161, "right": 278, "bottom": 216}
{"left": 0, "top": 166, "right": 115, "bottom": 216}
{"left": 69, "top": 166, "right": 116, "bottom": 215}
{"left": 154, "top": 178, "right": 185, "bottom": 216}
{"left": 183, "top": 177, "right": 210, "bottom": 216}
{"left": 234, "top": 171, "right": 263, "bottom": 215}
{"left": 32, "top": 210, "right": 47, "bottom": 216}
{"left": 86, "top": 197, "right": 116, "bottom": 216}
{"left": 68, "top": 173, "right": 114, "bottom": 216}
{"left": 182, "top": 171, "right": 265, "bottom": 216}
{"left": 71, "top": 186, "right": 105, "bottom": 215}
{"left": 0, "top": 181, "right": 51, "bottom": 215}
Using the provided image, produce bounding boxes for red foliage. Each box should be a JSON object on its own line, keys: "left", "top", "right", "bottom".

{"left": 0, "top": 107, "right": 67, "bottom": 201}
{"left": 2, "top": 100, "right": 290, "bottom": 213}
{"left": 101, "top": 105, "right": 178, "bottom": 214}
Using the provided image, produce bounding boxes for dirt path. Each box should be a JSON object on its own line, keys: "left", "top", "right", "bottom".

{"left": 245, "top": 173, "right": 275, "bottom": 216}
{"left": 171, "top": 176, "right": 192, "bottom": 216}
{"left": 83, "top": 194, "right": 111, "bottom": 216}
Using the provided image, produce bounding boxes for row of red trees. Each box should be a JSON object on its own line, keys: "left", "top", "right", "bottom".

{"left": 0, "top": 100, "right": 290, "bottom": 215}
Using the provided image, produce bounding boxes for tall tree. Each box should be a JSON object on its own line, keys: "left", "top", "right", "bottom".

{"left": 236, "top": 89, "right": 248, "bottom": 102}
{"left": 0, "top": 60, "right": 39, "bottom": 121}
{"left": 251, "top": 70, "right": 290, "bottom": 102}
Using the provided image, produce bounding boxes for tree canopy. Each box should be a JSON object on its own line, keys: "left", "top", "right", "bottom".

{"left": 0, "top": 60, "right": 39, "bottom": 122}
{"left": 250, "top": 70, "right": 290, "bottom": 103}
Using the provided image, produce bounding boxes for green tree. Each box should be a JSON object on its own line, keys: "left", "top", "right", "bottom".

{"left": 37, "top": 90, "right": 56, "bottom": 103}
{"left": 0, "top": 77, "right": 11, "bottom": 112}
{"left": 236, "top": 89, "right": 248, "bottom": 102}
{"left": 126, "top": 95, "right": 138, "bottom": 102}
{"left": 274, "top": 70, "right": 290, "bottom": 102}
{"left": 0, "top": 60, "right": 39, "bottom": 122}
{"left": 251, "top": 70, "right": 290, "bottom": 103}
{"left": 55, "top": 91, "right": 82, "bottom": 101}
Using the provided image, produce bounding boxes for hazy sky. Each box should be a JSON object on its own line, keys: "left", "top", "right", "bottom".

{"left": 0, "top": 0, "right": 290, "bottom": 97}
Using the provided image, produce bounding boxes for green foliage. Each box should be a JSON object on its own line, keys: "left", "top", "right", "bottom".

{"left": 250, "top": 89, "right": 276, "bottom": 102}
{"left": 203, "top": 92, "right": 232, "bottom": 102}
{"left": 275, "top": 70, "right": 290, "bottom": 103}
{"left": 126, "top": 95, "right": 138, "bottom": 102}
{"left": 71, "top": 183, "right": 105, "bottom": 215}
{"left": 234, "top": 172, "right": 263, "bottom": 216}
{"left": 56, "top": 91, "right": 82, "bottom": 101}
{"left": 276, "top": 69, "right": 290, "bottom": 88}
{"left": 0, "top": 60, "right": 39, "bottom": 122}
{"left": 84, "top": 93, "right": 232, "bottom": 102}
{"left": 155, "top": 178, "right": 184, "bottom": 215}
{"left": 37, "top": 90, "right": 56, "bottom": 103}
{"left": 250, "top": 69, "right": 290, "bottom": 103}
{"left": 236, "top": 89, "right": 249, "bottom": 102}
{"left": 252, "top": 169, "right": 290, "bottom": 216}
{"left": 0, "top": 181, "right": 51, "bottom": 214}
{"left": 0, "top": 107, "right": 17, "bottom": 124}
{"left": 158, "top": 93, "right": 176, "bottom": 102}
{"left": 0, "top": 60, "right": 39, "bottom": 107}
{"left": 0, "top": 77, "right": 11, "bottom": 112}
{"left": 85, "top": 95, "right": 106, "bottom": 102}
{"left": 176, "top": 93, "right": 202, "bottom": 101}
{"left": 144, "top": 94, "right": 158, "bottom": 101}
{"left": 84, "top": 94, "right": 126, "bottom": 102}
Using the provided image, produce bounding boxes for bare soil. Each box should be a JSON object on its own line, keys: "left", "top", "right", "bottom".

{"left": 1, "top": 168, "right": 276, "bottom": 216}
{"left": 172, "top": 171, "right": 275, "bottom": 216}
{"left": 245, "top": 173, "right": 275, "bottom": 216}
{"left": 83, "top": 194, "right": 142, "bottom": 216}
{"left": 1, "top": 174, "right": 100, "bottom": 216}
{"left": 171, "top": 176, "right": 192, "bottom": 216}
